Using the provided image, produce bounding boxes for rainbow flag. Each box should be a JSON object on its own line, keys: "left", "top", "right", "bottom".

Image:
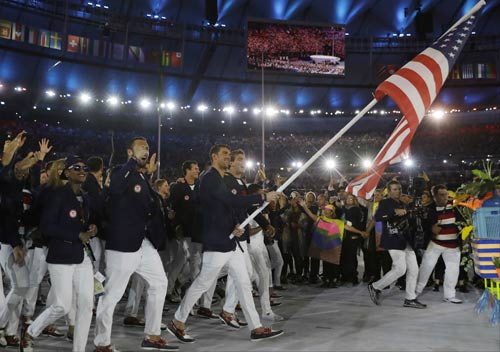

{"left": 309, "top": 217, "right": 344, "bottom": 264}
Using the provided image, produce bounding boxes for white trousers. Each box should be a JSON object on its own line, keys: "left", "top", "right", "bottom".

{"left": 247, "top": 233, "right": 273, "bottom": 315}
{"left": 94, "top": 239, "right": 168, "bottom": 346}
{"left": 266, "top": 241, "right": 283, "bottom": 287}
{"left": 125, "top": 274, "right": 146, "bottom": 318}
{"left": 166, "top": 238, "right": 189, "bottom": 295}
{"left": 223, "top": 242, "right": 255, "bottom": 313}
{"left": 0, "top": 244, "right": 29, "bottom": 335}
{"left": 90, "top": 238, "right": 105, "bottom": 274}
{"left": 416, "top": 242, "right": 460, "bottom": 299}
{"left": 372, "top": 246, "right": 419, "bottom": 300}
{"left": 0, "top": 265, "right": 5, "bottom": 326}
{"left": 174, "top": 247, "right": 262, "bottom": 331}
{"left": 28, "top": 254, "right": 93, "bottom": 352}
{"left": 185, "top": 238, "right": 203, "bottom": 281}
{"left": 22, "top": 247, "right": 48, "bottom": 318}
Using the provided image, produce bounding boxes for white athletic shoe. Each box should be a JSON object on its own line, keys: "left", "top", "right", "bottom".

{"left": 261, "top": 312, "right": 285, "bottom": 322}
{"left": 443, "top": 297, "right": 463, "bottom": 304}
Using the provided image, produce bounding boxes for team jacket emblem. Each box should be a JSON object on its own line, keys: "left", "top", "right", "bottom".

{"left": 69, "top": 210, "right": 77, "bottom": 218}
{"left": 184, "top": 195, "right": 190, "bottom": 200}
{"left": 134, "top": 184, "right": 142, "bottom": 193}
{"left": 231, "top": 189, "right": 237, "bottom": 195}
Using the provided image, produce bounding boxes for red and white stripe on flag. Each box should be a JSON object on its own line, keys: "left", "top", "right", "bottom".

{"left": 346, "top": 0, "right": 485, "bottom": 200}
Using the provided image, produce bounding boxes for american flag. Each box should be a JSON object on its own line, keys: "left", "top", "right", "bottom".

{"left": 347, "top": 7, "right": 482, "bottom": 199}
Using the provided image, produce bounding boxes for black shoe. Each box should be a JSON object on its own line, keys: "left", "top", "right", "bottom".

{"left": 309, "top": 276, "right": 319, "bottom": 285}
{"left": 368, "top": 284, "right": 381, "bottom": 305}
{"left": 123, "top": 316, "right": 145, "bottom": 327}
{"left": 458, "top": 284, "right": 469, "bottom": 293}
{"left": 432, "top": 284, "right": 440, "bottom": 292}
{"left": 352, "top": 279, "right": 360, "bottom": 287}
{"left": 328, "top": 280, "right": 338, "bottom": 289}
{"left": 403, "top": 299, "right": 427, "bottom": 309}
{"left": 273, "top": 286, "right": 287, "bottom": 291}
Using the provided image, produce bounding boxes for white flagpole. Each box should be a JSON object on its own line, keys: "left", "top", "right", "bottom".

{"left": 231, "top": 97, "right": 379, "bottom": 236}
{"left": 437, "top": 0, "right": 486, "bottom": 40}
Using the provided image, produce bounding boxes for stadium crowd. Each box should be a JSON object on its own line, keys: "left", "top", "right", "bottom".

{"left": 0, "top": 117, "right": 497, "bottom": 351}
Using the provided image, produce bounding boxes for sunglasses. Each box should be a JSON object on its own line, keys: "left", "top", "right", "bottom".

{"left": 68, "top": 165, "right": 89, "bottom": 172}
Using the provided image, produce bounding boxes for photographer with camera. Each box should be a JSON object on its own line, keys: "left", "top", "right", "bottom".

{"left": 367, "top": 180, "right": 426, "bottom": 309}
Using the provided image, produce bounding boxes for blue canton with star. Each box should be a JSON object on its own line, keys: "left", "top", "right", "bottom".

{"left": 430, "top": 14, "right": 479, "bottom": 69}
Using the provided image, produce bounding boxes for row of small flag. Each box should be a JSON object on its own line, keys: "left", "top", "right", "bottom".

{"left": 376, "top": 63, "right": 496, "bottom": 80}
{"left": 0, "top": 19, "right": 182, "bottom": 67}
{"left": 450, "top": 63, "right": 496, "bottom": 79}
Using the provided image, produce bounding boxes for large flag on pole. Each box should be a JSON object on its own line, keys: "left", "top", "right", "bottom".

{"left": 346, "top": 1, "right": 485, "bottom": 200}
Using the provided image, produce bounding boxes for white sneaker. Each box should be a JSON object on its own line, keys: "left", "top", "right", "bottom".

{"left": 261, "top": 312, "right": 285, "bottom": 322}
{"left": 0, "top": 329, "right": 7, "bottom": 348}
{"left": 443, "top": 297, "right": 463, "bottom": 304}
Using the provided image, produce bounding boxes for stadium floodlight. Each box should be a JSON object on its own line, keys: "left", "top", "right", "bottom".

{"left": 291, "top": 162, "right": 297, "bottom": 168}
{"left": 325, "top": 159, "right": 336, "bottom": 170}
{"left": 106, "top": 96, "right": 119, "bottom": 107}
{"left": 45, "top": 90, "right": 56, "bottom": 98}
{"left": 253, "top": 107, "right": 261, "bottom": 115}
{"left": 197, "top": 104, "right": 208, "bottom": 112}
{"left": 139, "top": 98, "right": 151, "bottom": 110}
{"left": 362, "top": 159, "right": 373, "bottom": 169}
{"left": 246, "top": 160, "right": 254, "bottom": 169}
{"left": 223, "top": 106, "right": 235, "bottom": 115}
{"left": 166, "top": 101, "right": 176, "bottom": 111}
{"left": 432, "top": 110, "right": 445, "bottom": 119}
{"left": 404, "top": 158, "right": 414, "bottom": 168}
{"left": 296, "top": 161, "right": 303, "bottom": 168}
{"left": 79, "top": 92, "right": 92, "bottom": 104}
{"left": 265, "top": 106, "right": 278, "bottom": 117}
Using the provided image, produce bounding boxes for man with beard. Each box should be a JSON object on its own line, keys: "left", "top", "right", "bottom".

{"left": 94, "top": 137, "right": 178, "bottom": 351}
{"left": 168, "top": 144, "right": 283, "bottom": 342}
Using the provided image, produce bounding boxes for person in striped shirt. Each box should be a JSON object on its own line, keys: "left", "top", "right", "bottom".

{"left": 415, "top": 184, "right": 463, "bottom": 304}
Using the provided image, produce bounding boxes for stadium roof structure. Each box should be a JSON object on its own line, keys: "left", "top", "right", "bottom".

{"left": 0, "top": 0, "right": 499, "bottom": 121}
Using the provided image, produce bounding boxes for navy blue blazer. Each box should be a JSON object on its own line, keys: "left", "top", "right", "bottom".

{"left": 41, "top": 184, "right": 92, "bottom": 264}
{"left": 106, "top": 158, "right": 165, "bottom": 252}
{"left": 374, "top": 197, "right": 410, "bottom": 251}
{"left": 199, "top": 167, "right": 263, "bottom": 252}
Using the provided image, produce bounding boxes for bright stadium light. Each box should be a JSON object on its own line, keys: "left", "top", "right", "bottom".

{"left": 404, "top": 158, "right": 414, "bottom": 167}
{"left": 245, "top": 160, "right": 254, "bottom": 169}
{"left": 253, "top": 107, "right": 261, "bottom": 115}
{"left": 197, "top": 104, "right": 208, "bottom": 112}
{"left": 223, "top": 106, "right": 235, "bottom": 114}
{"left": 265, "top": 106, "right": 278, "bottom": 117}
{"left": 166, "top": 101, "right": 176, "bottom": 111}
{"left": 362, "top": 159, "right": 373, "bottom": 169}
{"left": 79, "top": 92, "right": 92, "bottom": 104}
{"left": 325, "top": 159, "right": 336, "bottom": 170}
{"left": 106, "top": 96, "right": 119, "bottom": 107}
{"left": 432, "top": 110, "right": 445, "bottom": 119}
{"left": 139, "top": 98, "right": 151, "bottom": 110}
{"left": 296, "top": 161, "right": 303, "bottom": 168}
{"left": 45, "top": 90, "right": 56, "bottom": 98}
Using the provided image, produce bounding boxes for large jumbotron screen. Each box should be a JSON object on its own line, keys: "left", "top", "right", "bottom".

{"left": 246, "top": 19, "right": 346, "bottom": 76}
